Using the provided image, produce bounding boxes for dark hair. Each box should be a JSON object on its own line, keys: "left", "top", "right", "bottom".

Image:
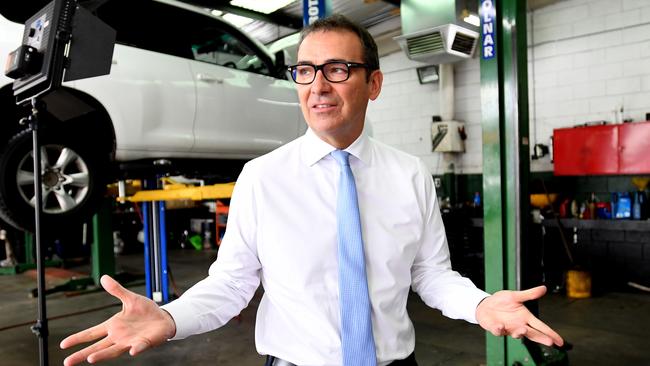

{"left": 298, "top": 14, "right": 379, "bottom": 80}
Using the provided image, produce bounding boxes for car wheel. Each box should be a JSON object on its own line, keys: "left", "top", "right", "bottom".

{"left": 0, "top": 126, "right": 108, "bottom": 232}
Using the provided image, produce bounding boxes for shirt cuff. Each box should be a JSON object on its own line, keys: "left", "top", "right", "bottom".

{"left": 466, "top": 289, "right": 491, "bottom": 324}
{"left": 160, "top": 299, "right": 198, "bottom": 340}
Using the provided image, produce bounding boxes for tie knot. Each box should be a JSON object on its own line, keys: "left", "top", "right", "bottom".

{"left": 331, "top": 150, "right": 350, "bottom": 167}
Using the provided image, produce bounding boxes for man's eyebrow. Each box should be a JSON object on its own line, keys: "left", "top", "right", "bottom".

{"left": 295, "top": 58, "right": 350, "bottom": 65}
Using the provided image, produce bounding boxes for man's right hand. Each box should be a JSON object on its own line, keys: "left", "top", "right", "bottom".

{"left": 60, "top": 275, "right": 177, "bottom": 365}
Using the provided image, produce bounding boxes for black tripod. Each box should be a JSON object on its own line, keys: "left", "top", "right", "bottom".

{"left": 23, "top": 98, "right": 50, "bottom": 366}
{"left": 4, "top": 1, "right": 115, "bottom": 364}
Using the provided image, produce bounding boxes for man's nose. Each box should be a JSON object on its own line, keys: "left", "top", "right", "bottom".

{"left": 311, "top": 69, "right": 331, "bottom": 93}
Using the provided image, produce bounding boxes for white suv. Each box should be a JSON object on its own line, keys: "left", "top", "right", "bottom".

{"left": 0, "top": 0, "right": 304, "bottom": 231}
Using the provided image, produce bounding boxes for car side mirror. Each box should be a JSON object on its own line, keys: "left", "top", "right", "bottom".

{"left": 273, "top": 49, "right": 290, "bottom": 79}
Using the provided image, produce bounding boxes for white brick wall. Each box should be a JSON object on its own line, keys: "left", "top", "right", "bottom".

{"left": 367, "top": 0, "right": 650, "bottom": 174}
{"left": 367, "top": 52, "right": 438, "bottom": 163}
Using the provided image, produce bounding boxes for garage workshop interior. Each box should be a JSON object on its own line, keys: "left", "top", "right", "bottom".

{"left": 1, "top": 0, "right": 649, "bottom": 365}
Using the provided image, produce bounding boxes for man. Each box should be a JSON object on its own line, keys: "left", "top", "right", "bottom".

{"left": 60, "top": 15, "right": 563, "bottom": 366}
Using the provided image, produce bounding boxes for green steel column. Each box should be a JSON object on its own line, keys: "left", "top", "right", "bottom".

{"left": 480, "top": 0, "right": 534, "bottom": 364}
{"left": 480, "top": 0, "right": 507, "bottom": 361}
{"left": 91, "top": 198, "right": 115, "bottom": 285}
{"left": 24, "top": 232, "right": 35, "bottom": 265}
{"left": 502, "top": 0, "right": 533, "bottom": 363}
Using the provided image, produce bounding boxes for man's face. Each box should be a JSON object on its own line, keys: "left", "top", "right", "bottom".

{"left": 296, "top": 30, "right": 382, "bottom": 148}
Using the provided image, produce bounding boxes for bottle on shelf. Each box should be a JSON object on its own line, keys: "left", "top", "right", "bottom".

{"left": 587, "top": 192, "right": 597, "bottom": 219}
{"left": 632, "top": 191, "right": 646, "bottom": 220}
{"left": 616, "top": 192, "right": 632, "bottom": 219}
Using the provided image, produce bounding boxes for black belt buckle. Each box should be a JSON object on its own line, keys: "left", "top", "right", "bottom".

{"left": 265, "top": 355, "right": 296, "bottom": 366}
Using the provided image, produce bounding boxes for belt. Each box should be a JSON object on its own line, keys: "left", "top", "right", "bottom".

{"left": 264, "top": 352, "right": 417, "bottom": 366}
{"left": 264, "top": 356, "right": 295, "bottom": 366}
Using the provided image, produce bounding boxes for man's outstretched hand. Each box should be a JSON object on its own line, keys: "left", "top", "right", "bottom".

{"left": 60, "top": 275, "right": 176, "bottom": 365}
{"left": 476, "top": 285, "right": 564, "bottom": 347}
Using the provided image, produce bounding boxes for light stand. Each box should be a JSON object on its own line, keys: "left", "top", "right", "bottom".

{"left": 4, "top": 1, "right": 115, "bottom": 365}
{"left": 26, "top": 98, "right": 49, "bottom": 366}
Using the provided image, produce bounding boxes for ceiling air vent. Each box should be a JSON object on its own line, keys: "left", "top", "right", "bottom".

{"left": 395, "top": 24, "right": 478, "bottom": 64}
{"left": 451, "top": 32, "right": 475, "bottom": 55}
{"left": 406, "top": 32, "right": 444, "bottom": 57}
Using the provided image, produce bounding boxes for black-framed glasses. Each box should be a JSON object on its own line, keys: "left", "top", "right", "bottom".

{"left": 287, "top": 61, "right": 369, "bottom": 84}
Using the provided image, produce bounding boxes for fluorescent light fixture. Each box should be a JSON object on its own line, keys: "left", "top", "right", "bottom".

{"left": 222, "top": 13, "right": 254, "bottom": 27}
{"left": 210, "top": 9, "right": 223, "bottom": 17}
{"left": 416, "top": 65, "right": 439, "bottom": 84}
{"left": 463, "top": 13, "right": 480, "bottom": 27}
{"left": 230, "top": 0, "right": 296, "bottom": 14}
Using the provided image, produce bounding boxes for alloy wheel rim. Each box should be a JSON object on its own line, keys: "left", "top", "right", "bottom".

{"left": 16, "top": 144, "right": 90, "bottom": 214}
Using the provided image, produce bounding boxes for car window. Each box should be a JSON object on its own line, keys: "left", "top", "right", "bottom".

{"left": 95, "top": 0, "right": 272, "bottom": 76}
{"left": 189, "top": 26, "right": 270, "bottom": 75}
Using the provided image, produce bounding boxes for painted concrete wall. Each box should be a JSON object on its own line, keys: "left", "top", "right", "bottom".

{"left": 367, "top": 0, "right": 650, "bottom": 174}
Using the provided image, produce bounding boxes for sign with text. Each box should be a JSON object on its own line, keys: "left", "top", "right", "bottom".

{"left": 303, "top": 0, "right": 331, "bottom": 26}
{"left": 481, "top": 0, "right": 496, "bottom": 59}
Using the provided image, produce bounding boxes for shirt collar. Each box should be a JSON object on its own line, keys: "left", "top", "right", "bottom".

{"left": 301, "top": 128, "right": 372, "bottom": 167}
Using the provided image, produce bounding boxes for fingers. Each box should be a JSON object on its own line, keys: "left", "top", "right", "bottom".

{"left": 485, "top": 320, "right": 563, "bottom": 348}
{"left": 64, "top": 337, "right": 141, "bottom": 365}
{"left": 60, "top": 322, "right": 108, "bottom": 349}
{"left": 87, "top": 343, "right": 131, "bottom": 364}
{"left": 61, "top": 334, "right": 154, "bottom": 365}
{"left": 489, "top": 324, "right": 505, "bottom": 337}
{"left": 510, "top": 326, "right": 528, "bottom": 339}
{"left": 100, "top": 275, "right": 134, "bottom": 303}
{"left": 62, "top": 338, "right": 112, "bottom": 366}
{"left": 60, "top": 276, "right": 126, "bottom": 351}
{"left": 129, "top": 338, "right": 153, "bottom": 356}
{"left": 512, "top": 285, "right": 547, "bottom": 303}
{"left": 521, "top": 325, "right": 555, "bottom": 347}
{"left": 528, "top": 317, "right": 564, "bottom": 347}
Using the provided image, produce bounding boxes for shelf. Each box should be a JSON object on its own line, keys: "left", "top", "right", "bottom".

{"left": 541, "top": 218, "right": 650, "bottom": 231}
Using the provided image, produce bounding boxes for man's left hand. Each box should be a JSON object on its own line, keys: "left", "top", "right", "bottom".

{"left": 476, "top": 285, "right": 564, "bottom": 347}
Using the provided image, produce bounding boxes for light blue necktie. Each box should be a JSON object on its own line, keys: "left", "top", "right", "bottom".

{"left": 331, "top": 150, "right": 377, "bottom": 366}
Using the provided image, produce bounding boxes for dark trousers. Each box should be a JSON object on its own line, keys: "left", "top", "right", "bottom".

{"left": 388, "top": 352, "right": 418, "bottom": 365}
{"left": 264, "top": 352, "right": 417, "bottom": 366}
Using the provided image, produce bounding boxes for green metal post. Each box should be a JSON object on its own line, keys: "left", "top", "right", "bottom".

{"left": 503, "top": 0, "right": 533, "bottom": 363}
{"left": 480, "top": 0, "right": 534, "bottom": 364}
{"left": 24, "top": 232, "right": 35, "bottom": 265}
{"left": 91, "top": 198, "right": 115, "bottom": 285}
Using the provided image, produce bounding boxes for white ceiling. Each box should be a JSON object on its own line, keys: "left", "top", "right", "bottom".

{"left": 210, "top": 0, "right": 565, "bottom": 49}
{"left": 231, "top": 0, "right": 399, "bottom": 45}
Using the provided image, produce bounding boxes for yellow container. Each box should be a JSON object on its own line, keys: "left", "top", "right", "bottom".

{"left": 566, "top": 269, "right": 592, "bottom": 298}
{"left": 530, "top": 193, "right": 558, "bottom": 208}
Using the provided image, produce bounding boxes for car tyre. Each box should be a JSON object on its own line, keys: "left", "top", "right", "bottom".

{"left": 0, "top": 125, "right": 108, "bottom": 232}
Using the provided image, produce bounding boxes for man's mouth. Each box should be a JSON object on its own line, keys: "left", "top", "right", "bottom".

{"left": 313, "top": 103, "right": 335, "bottom": 108}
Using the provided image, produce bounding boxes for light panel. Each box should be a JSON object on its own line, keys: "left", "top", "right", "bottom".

{"left": 222, "top": 13, "right": 254, "bottom": 27}
{"left": 229, "top": 0, "right": 296, "bottom": 14}
{"left": 463, "top": 13, "right": 480, "bottom": 27}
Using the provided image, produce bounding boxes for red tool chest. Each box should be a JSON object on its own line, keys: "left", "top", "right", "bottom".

{"left": 553, "top": 121, "right": 650, "bottom": 175}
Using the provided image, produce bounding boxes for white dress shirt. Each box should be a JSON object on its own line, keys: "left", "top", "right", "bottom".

{"left": 162, "top": 129, "right": 489, "bottom": 365}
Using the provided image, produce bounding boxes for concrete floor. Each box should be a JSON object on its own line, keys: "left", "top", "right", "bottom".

{"left": 0, "top": 249, "right": 648, "bottom": 366}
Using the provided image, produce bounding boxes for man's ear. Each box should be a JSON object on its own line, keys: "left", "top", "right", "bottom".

{"left": 368, "top": 70, "right": 383, "bottom": 101}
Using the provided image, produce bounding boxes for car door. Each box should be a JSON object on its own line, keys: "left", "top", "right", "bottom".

{"left": 83, "top": 0, "right": 196, "bottom": 157}
{"left": 185, "top": 15, "right": 302, "bottom": 157}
